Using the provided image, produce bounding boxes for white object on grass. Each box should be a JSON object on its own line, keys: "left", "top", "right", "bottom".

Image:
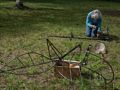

{"left": 95, "top": 43, "right": 107, "bottom": 54}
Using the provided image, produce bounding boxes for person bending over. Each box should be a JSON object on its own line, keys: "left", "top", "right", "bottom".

{"left": 86, "top": 9, "right": 102, "bottom": 37}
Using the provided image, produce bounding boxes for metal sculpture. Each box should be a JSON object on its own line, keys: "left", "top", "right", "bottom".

{"left": 0, "top": 39, "right": 114, "bottom": 89}
{"left": 48, "top": 28, "right": 111, "bottom": 41}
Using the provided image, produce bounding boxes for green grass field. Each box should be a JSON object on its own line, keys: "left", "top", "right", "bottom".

{"left": 0, "top": 0, "right": 120, "bottom": 90}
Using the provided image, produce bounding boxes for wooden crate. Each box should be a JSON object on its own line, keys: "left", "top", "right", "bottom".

{"left": 54, "top": 60, "right": 81, "bottom": 79}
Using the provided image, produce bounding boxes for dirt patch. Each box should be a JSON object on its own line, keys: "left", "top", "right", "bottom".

{"left": 0, "top": 76, "right": 7, "bottom": 88}
{"left": 101, "top": 9, "right": 120, "bottom": 17}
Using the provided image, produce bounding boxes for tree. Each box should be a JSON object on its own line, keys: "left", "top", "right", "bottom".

{"left": 16, "top": 0, "right": 23, "bottom": 9}
{"left": 15, "top": 0, "right": 30, "bottom": 9}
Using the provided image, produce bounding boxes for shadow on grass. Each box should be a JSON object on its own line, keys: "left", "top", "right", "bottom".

{"left": 0, "top": 5, "right": 65, "bottom": 11}
{"left": 81, "top": 72, "right": 94, "bottom": 79}
{"left": 0, "top": 6, "right": 80, "bottom": 37}
{"left": 109, "top": 35, "right": 120, "bottom": 43}
{"left": 101, "top": 9, "right": 120, "bottom": 17}
{"left": 0, "top": 6, "right": 64, "bottom": 12}
{"left": 1, "top": 0, "right": 86, "bottom": 4}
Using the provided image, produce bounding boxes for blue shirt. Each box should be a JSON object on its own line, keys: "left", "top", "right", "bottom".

{"left": 86, "top": 11, "right": 102, "bottom": 32}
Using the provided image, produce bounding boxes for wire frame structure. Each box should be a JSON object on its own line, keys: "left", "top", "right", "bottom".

{"left": 0, "top": 39, "right": 114, "bottom": 89}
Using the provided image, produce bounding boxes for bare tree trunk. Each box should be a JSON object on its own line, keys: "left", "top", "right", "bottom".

{"left": 16, "top": 0, "right": 24, "bottom": 9}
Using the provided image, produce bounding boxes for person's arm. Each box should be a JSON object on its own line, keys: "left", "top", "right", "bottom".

{"left": 97, "top": 17, "right": 102, "bottom": 32}
{"left": 86, "top": 12, "right": 92, "bottom": 28}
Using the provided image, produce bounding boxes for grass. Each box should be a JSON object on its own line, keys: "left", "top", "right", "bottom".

{"left": 0, "top": 0, "right": 120, "bottom": 90}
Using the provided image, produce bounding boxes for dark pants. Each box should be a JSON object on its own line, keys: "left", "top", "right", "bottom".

{"left": 86, "top": 24, "right": 98, "bottom": 37}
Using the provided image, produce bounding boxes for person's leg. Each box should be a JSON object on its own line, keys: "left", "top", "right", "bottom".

{"left": 86, "top": 26, "right": 92, "bottom": 37}
{"left": 91, "top": 27, "right": 98, "bottom": 37}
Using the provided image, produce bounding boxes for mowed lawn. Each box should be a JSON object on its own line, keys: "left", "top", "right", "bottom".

{"left": 0, "top": 0, "right": 120, "bottom": 90}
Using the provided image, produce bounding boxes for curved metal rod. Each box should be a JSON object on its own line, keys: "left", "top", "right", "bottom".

{"left": 88, "top": 52, "right": 114, "bottom": 84}
{"left": 17, "top": 51, "right": 51, "bottom": 60}
{"left": 0, "top": 64, "right": 54, "bottom": 76}
{"left": 5, "top": 59, "right": 55, "bottom": 72}
{"left": 0, "top": 52, "right": 52, "bottom": 69}
{"left": 0, "top": 52, "right": 55, "bottom": 73}
{"left": 48, "top": 34, "right": 110, "bottom": 41}
{"left": 102, "top": 57, "right": 114, "bottom": 84}
{"left": 84, "top": 66, "right": 106, "bottom": 82}
{"left": 57, "top": 65, "right": 106, "bottom": 88}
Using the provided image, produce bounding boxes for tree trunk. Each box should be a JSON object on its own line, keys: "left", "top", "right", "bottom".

{"left": 16, "top": 0, "right": 24, "bottom": 9}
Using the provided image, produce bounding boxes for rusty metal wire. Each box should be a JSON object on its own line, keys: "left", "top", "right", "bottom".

{"left": 0, "top": 39, "right": 114, "bottom": 89}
